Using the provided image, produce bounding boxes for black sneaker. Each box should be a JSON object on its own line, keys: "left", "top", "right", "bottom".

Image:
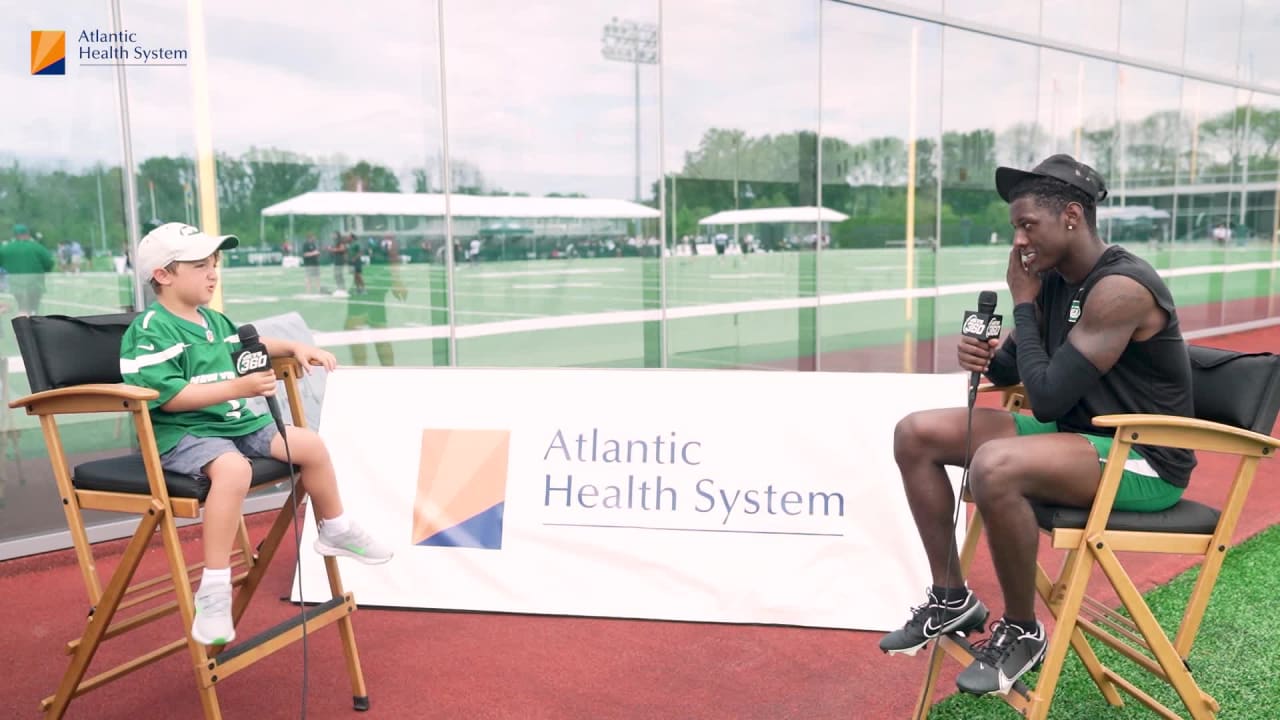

{"left": 955, "top": 618, "right": 1047, "bottom": 696}
{"left": 879, "top": 589, "right": 989, "bottom": 656}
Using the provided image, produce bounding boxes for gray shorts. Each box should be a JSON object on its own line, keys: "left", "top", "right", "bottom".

{"left": 160, "top": 424, "right": 280, "bottom": 478}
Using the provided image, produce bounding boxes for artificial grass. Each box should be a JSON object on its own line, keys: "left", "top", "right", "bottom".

{"left": 926, "top": 522, "right": 1280, "bottom": 719}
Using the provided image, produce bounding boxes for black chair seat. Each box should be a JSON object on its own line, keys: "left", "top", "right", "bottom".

{"left": 73, "top": 454, "right": 296, "bottom": 501}
{"left": 1033, "top": 499, "right": 1221, "bottom": 535}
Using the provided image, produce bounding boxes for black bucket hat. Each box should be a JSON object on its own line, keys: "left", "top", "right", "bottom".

{"left": 995, "top": 154, "right": 1109, "bottom": 204}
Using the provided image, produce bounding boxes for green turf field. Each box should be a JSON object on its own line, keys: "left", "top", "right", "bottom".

{"left": 927, "top": 521, "right": 1280, "bottom": 719}
{"left": 19, "top": 240, "right": 1280, "bottom": 375}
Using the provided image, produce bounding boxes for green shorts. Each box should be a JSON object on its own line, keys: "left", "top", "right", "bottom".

{"left": 1011, "top": 414, "right": 1184, "bottom": 512}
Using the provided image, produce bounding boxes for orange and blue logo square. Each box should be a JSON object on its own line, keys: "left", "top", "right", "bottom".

{"left": 413, "top": 429, "right": 510, "bottom": 549}
{"left": 31, "top": 30, "right": 66, "bottom": 75}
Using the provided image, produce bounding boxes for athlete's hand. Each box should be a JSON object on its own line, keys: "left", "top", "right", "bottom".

{"left": 1006, "top": 245, "right": 1042, "bottom": 305}
{"left": 957, "top": 335, "right": 1000, "bottom": 375}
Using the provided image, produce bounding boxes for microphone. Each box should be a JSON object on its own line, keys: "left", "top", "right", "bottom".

{"left": 233, "top": 323, "right": 287, "bottom": 435}
{"left": 961, "top": 291, "right": 1002, "bottom": 395}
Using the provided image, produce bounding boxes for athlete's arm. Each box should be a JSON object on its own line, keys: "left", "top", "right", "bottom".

{"left": 1012, "top": 274, "right": 1158, "bottom": 421}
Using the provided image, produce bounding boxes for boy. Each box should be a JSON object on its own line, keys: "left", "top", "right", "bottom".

{"left": 120, "top": 222, "right": 393, "bottom": 646}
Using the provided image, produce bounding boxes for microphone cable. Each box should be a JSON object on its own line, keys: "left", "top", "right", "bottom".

{"left": 913, "top": 374, "right": 983, "bottom": 720}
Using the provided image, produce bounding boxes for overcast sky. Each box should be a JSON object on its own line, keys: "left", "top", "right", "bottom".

{"left": 4, "top": 0, "right": 1278, "bottom": 199}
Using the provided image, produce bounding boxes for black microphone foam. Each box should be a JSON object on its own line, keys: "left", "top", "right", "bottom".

{"left": 234, "top": 323, "right": 286, "bottom": 434}
{"left": 977, "top": 290, "right": 997, "bottom": 316}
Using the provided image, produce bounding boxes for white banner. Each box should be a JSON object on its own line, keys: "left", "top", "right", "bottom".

{"left": 291, "top": 367, "right": 968, "bottom": 631}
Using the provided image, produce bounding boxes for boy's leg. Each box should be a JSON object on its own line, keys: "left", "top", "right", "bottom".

{"left": 202, "top": 452, "right": 255, "bottom": 568}
{"left": 259, "top": 425, "right": 393, "bottom": 564}
{"left": 160, "top": 436, "right": 250, "bottom": 645}
{"left": 261, "top": 424, "right": 342, "bottom": 521}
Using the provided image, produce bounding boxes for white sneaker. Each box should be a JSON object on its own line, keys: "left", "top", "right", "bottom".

{"left": 314, "top": 522, "right": 394, "bottom": 565}
{"left": 191, "top": 583, "right": 235, "bottom": 645}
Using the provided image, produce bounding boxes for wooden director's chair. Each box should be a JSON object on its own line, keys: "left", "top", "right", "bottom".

{"left": 11, "top": 313, "right": 369, "bottom": 719}
{"left": 915, "top": 345, "right": 1280, "bottom": 720}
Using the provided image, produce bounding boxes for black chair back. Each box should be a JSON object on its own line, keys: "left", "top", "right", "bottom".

{"left": 1189, "top": 345, "right": 1280, "bottom": 435}
{"left": 12, "top": 313, "right": 139, "bottom": 393}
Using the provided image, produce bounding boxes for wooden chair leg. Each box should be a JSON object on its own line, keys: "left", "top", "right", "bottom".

{"left": 230, "top": 490, "right": 308, "bottom": 625}
{"left": 1035, "top": 559, "right": 1124, "bottom": 707}
{"left": 1093, "top": 543, "right": 1219, "bottom": 719}
{"left": 911, "top": 642, "right": 949, "bottom": 720}
{"left": 156, "top": 501, "right": 222, "bottom": 720}
{"left": 45, "top": 501, "right": 166, "bottom": 719}
{"left": 1024, "top": 545, "right": 1098, "bottom": 720}
{"left": 323, "top": 555, "right": 369, "bottom": 708}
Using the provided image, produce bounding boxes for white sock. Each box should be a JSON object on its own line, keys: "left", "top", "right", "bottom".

{"left": 320, "top": 513, "right": 350, "bottom": 538}
{"left": 200, "top": 566, "right": 232, "bottom": 589}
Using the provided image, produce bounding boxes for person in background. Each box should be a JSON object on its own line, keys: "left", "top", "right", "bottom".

{"left": 329, "top": 231, "right": 348, "bottom": 293}
{"left": 2, "top": 224, "right": 55, "bottom": 317}
{"left": 343, "top": 233, "right": 406, "bottom": 366}
{"left": 301, "top": 233, "right": 321, "bottom": 294}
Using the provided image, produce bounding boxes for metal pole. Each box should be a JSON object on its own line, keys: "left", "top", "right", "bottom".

{"left": 657, "top": 1, "right": 667, "bottom": 367}
{"left": 438, "top": 0, "right": 458, "bottom": 366}
{"left": 110, "top": 0, "right": 143, "bottom": 310}
{"left": 634, "top": 59, "right": 641, "bottom": 204}
{"left": 96, "top": 165, "right": 109, "bottom": 256}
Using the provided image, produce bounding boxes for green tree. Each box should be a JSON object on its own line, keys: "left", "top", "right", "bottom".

{"left": 340, "top": 160, "right": 400, "bottom": 193}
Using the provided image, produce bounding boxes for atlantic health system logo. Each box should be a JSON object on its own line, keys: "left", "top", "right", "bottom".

{"left": 31, "top": 30, "right": 66, "bottom": 75}
{"left": 413, "top": 429, "right": 510, "bottom": 550}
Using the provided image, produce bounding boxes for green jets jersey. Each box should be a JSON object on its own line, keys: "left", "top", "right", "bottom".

{"left": 120, "top": 302, "right": 272, "bottom": 454}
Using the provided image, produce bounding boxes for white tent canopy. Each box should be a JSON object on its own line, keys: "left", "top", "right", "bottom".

{"left": 260, "top": 191, "right": 660, "bottom": 219}
{"left": 697, "top": 206, "right": 849, "bottom": 226}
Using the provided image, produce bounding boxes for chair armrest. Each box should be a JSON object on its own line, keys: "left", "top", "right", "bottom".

{"left": 978, "top": 383, "right": 1029, "bottom": 412}
{"left": 271, "top": 356, "right": 302, "bottom": 376}
{"left": 1093, "top": 413, "right": 1280, "bottom": 458}
{"left": 10, "top": 383, "right": 159, "bottom": 415}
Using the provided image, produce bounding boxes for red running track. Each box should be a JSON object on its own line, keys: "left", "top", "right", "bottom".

{"left": 3, "top": 326, "right": 1279, "bottom": 719}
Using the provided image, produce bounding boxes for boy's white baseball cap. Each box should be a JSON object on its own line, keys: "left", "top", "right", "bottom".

{"left": 137, "top": 222, "right": 238, "bottom": 277}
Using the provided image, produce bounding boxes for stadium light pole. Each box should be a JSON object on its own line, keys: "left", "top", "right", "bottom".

{"left": 602, "top": 17, "right": 658, "bottom": 211}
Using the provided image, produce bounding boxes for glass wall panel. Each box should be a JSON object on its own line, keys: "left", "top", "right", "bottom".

{"left": 1118, "top": 0, "right": 1187, "bottom": 68}
{"left": 818, "top": 4, "right": 942, "bottom": 373}
{"left": 1042, "top": 0, "right": 1120, "bottom": 55}
{"left": 1, "top": 5, "right": 132, "bottom": 545}
{"left": 1183, "top": 0, "right": 1242, "bottom": 81}
{"left": 1108, "top": 67, "right": 1182, "bottom": 271}
{"left": 1241, "top": 0, "right": 1280, "bottom": 88}
{"left": 207, "top": 1, "right": 447, "bottom": 369}
{"left": 1171, "top": 80, "right": 1240, "bottom": 332}
{"left": 663, "top": 0, "right": 818, "bottom": 370}
{"left": 943, "top": 0, "right": 1040, "bottom": 36}
{"left": 444, "top": 2, "right": 660, "bottom": 368}
{"left": 1223, "top": 90, "right": 1280, "bottom": 326}
{"left": 1035, "top": 51, "right": 1117, "bottom": 177}
{"left": 933, "top": 30, "right": 1039, "bottom": 373}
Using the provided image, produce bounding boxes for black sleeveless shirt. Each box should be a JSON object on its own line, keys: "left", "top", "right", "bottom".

{"left": 1037, "top": 245, "right": 1197, "bottom": 488}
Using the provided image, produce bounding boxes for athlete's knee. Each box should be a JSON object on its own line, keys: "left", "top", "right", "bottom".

{"left": 968, "top": 440, "right": 1020, "bottom": 506}
{"left": 893, "top": 412, "right": 927, "bottom": 461}
{"left": 894, "top": 410, "right": 950, "bottom": 461}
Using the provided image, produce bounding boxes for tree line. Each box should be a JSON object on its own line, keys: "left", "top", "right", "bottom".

{"left": 2, "top": 105, "right": 1277, "bottom": 256}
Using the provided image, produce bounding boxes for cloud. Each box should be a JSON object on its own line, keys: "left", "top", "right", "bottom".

{"left": 5, "top": 0, "right": 1279, "bottom": 199}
